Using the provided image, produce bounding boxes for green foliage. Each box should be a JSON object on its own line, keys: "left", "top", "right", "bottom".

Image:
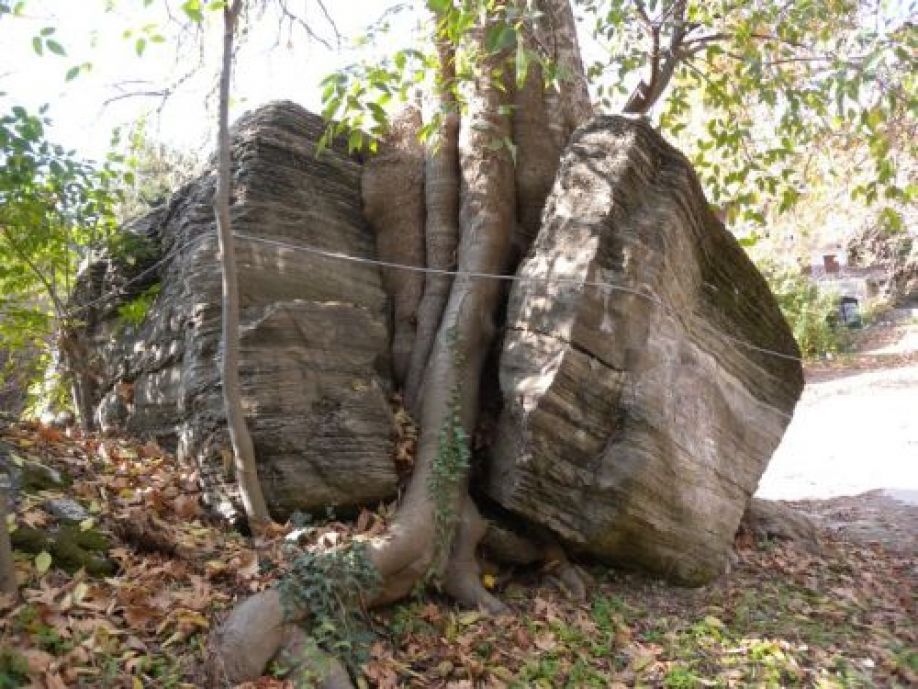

{"left": 663, "top": 666, "right": 702, "bottom": 689}
{"left": 114, "top": 119, "right": 197, "bottom": 222}
{"left": 318, "top": 1, "right": 555, "bottom": 155}
{"left": 276, "top": 543, "right": 380, "bottom": 672}
{"left": 322, "top": 1, "right": 913, "bottom": 234}
{"left": 116, "top": 283, "right": 161, "bottom": 329}
{"left": 0, "top": 646, "right": 30, "bottom": 689}
{"left": 758, "top": 261, "right": 849, "bottom": 358}
{"left": 0, "top": 102, "right": 124, "bottom": 412}
{"left": 580, "top": 0, "right": 916, "bottom": 229}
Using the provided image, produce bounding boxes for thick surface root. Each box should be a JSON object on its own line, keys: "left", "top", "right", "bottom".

{"left": 443, "top": 499, "right": 509, "bottom": 615}
{"left": 543, "top": 542, "right": 594, "bottom": 600}
{"left": 208, "top": 589, "right": 289, "bottom": 685}
{"left": 361, "top": 107, "right": 426, "bottom": 385}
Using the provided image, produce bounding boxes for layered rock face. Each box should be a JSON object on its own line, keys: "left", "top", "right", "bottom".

{"left": 487, "top": 116, "right": 804, "bottom": 584}
{"left": 77, "top": 102, "right": 398, "bottom": 517}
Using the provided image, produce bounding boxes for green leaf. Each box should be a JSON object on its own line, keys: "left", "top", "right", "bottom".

{"left": 45, "top": 39, "right": 65, "bottom": 56}
{"left": 39, "top": 26, "right": 55, "bottom": 36}
{"left": 32, "top": 36, "right": 42, "bottom": 55}
{"left": 515, "top": 42, "right": 530, "bottom": 89}
{"left": 180, "top": 0, "right": 203, "bottom": 22}
{"left": 135, "top": 37, "right": 147, "bottom": 56}
{"left": 347, "top": 129, "right": 362, "bottom": 153}
{"left": 485, "top": 23, "right": 516, "bottom": 53}
{"left": 35, "top": 551, "right": 52, "bottom": 575}
{"left": 65, "top": 65, "right": 80, "bottom": 81}
{"left": 427, "top": 0, "right": 451, "bottom": 14}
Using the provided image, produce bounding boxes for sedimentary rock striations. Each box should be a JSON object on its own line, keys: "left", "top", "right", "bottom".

{"left": 75, "top": 102, "right": 398, "bottom": 517}
{"left": 487, "top": 116, "right": 804, "bottom": 584}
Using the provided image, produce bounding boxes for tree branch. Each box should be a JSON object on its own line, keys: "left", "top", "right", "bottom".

{"left": 276, "top": 0, "right": 339, "bottom": 51}
{"left": 623, "top": 0, "right": 687, "bottom": 114}
{"left": 0, "top": 228, "right": 66, "bottom": 318}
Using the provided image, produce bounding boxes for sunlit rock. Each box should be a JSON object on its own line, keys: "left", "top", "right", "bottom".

{"left": 488, "top": 116, "right": 804, "bottom": 584}
{"left": 73, "top": 102, "right": 397, "bottom": 517}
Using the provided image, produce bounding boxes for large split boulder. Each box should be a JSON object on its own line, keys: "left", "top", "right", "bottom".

{"left": 74, "top": 102, "right": 398, "bottom": 517}
{"left": 488, "top": 116, "right": 804, "bottom": 585}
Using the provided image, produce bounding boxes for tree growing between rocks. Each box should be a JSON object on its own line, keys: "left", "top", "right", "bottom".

{"left": 0, "top": 0, "right": 910, "bottom": 685}
{"left": 207, "top": 0, "right": 910, "bottom": 683}
{"left": 211, "top": 1, "right": 595, "bottom": 683}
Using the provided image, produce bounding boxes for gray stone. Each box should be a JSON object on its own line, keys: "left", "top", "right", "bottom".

{"left": 44, "top": 498, "right": 90, "bottom": 524}
{"left": 73, "top": 102, "right": 398, "bottom": 517}
{"left": 740, "top": 498, "right": 820, "bottom": 553}
{"left": 488, "top": 116, "right": 804, "bottom": 585}
{"left": 96, "top": 389, "right": 129, "bottom": 435}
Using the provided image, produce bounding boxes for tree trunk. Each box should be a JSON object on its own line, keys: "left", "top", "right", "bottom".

{"left": 404, "top": 32, "right": 461, "bottom": 411}
{"left": 540, "top": 0, "right": 592, "bottom": 135}
{"left": 512, "top": 0, "right": 592, "bottom": 262}
{"left": 58, "top": 326, "right": 97, "bottom": 432}
{"left": 215, "top": 0, "right": 272, "bottom": 531}
{"left": 0, "top": 486, "right": 16, "bottom": 596}
{"left": 210, "top": 3, "right": 592, "bottom": 682}
{"left": 361, "top": 107, "right": 427, "bottom": 388}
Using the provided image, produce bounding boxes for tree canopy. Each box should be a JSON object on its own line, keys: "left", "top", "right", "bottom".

{"left": 319, "top": 0, "right": 915, "bottom": 230}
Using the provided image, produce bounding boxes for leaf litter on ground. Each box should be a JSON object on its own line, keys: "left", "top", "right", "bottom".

{"left": 0, "top": 421, "right": 915, "bottom": 688}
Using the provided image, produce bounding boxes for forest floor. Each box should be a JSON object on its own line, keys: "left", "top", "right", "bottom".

{"left": 0, "top": 419, "right": 915, "bottom": 689}
{"left": 0, "top": 310, "right": 916, "bottom": 689}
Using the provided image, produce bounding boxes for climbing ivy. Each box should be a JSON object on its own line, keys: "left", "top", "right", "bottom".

{"left": 276, "top": 542, "right": 380, "bottom": 673}
{"left": 424, "top": 327, "right": 471, "bottom": 588}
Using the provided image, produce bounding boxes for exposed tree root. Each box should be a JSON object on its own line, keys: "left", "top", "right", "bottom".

{"left": 443, "top": 498, "right": 509, "bottom": 615}
{"left": 405, "top": 36, "right": 460, "bottom": 411}
{"left": 208, "top": 588, "right": 288, "bottom": 686}
{"left": 209, "top": 4, "right": 596, "bottom": 684}
{"left": 361, "top": 107, "right": 427, "bottom": 386}
{"left": 543, "top": 541, "right": 594, "bottom": 601}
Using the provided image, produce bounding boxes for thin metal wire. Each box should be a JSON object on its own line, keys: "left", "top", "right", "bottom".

{"left": 55, "top": 228, "right": 803, "bottom": 365}
{"left": 60, "top": 233, "right": 211, "bottom": 319}
{"left": 233, "top": 232, "right": 804, "bottom": 364}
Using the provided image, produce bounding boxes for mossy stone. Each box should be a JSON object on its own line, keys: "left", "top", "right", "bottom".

{"left": 9, "top": 526, "right": 50, "bottom": 554}
{"left": 9, "top": 525, "right": 116, "bottom": 577}
{"left": 19, "top": 461, "right": 71, "bottom": 492}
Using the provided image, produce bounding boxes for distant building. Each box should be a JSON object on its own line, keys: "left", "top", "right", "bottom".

{"left": 808, "top": 242, "right": 885, "bottom": 326}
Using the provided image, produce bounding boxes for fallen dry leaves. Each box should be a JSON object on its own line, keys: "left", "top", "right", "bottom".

{"left": 1, "top": 420, "right": 915, "bottom": 688}
{"left": 0, "top": 422, "right": 288, "bottom": 688}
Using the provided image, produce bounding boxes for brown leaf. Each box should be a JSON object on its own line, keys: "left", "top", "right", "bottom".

{"left": 44, "top": 672, "right": 68, "bottom": 689}
{"left": 172, "top": 494, "right": 201, "bottom": 519}
{"left": 122, "top": 604, "right": 158, "bottom": 629}
{"left": 23, "top": 648, "right": 54, "bottom": 673}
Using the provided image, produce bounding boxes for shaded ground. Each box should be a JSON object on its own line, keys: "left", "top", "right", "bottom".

{"left": 0, "top": 424, "right": 915, "bottom": 688}
{"left": 757, "top": 307, "right": 918, "bottom": 553}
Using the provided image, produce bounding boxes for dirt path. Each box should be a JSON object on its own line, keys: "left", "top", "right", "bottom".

{"left": 756, "top": 307, "right": 918, "bottom": 552}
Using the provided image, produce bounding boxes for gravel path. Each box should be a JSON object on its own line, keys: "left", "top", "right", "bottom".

{"left": 756, "top": 308, "right": 918, "bottom": 550}
{"left": 757, "top": 364, "right": 918, "bottom": 502}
